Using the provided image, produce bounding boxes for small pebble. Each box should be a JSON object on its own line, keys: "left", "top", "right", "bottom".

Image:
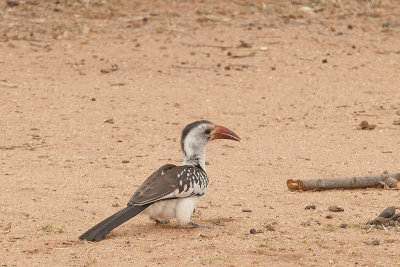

{"left": 301, "top": 221, "right": 311, "bottom": 227}
{"left": 328, "top": 206, "right": 344, "bottom": 212}
{"left": 326, "top": 215, "right": 333, "bottom": 219}
{"left": 339, "top": 223, "right": 348, "bottom": 228}
{"left": 357, "top": 120, "right": 376, "bottom": 130}
{"left": 322, "top": 59, "right": 328, "bottom": 63}
{"left": 379, "top": 206, "right": 396, "bottom": 218}
{"left": 305, "top": 204, "right": 316, "bottom": 210}
{"left": 263, "top": 223, "right": 275, "bottom": 231}
{"left": 250, "top": 228, "right": 256, "bottom": 234}
{"left": 7, "top": 1, "right": 19, "bottom": 7}
{"left": 122, "top": 160, "right": 130, "bottom": 163}
{"left": 370, "top": 239, "right": 380, "bottom": 246}
{"left": 242, "top": 209, "right": 252, "bottom": 213}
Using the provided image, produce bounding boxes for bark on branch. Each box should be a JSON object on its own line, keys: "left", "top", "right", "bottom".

{"left": 287, "top": 172, "right": 400, "bottom": 191}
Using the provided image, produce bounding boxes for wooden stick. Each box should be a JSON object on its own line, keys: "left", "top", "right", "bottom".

{"left": 287, "top": 172, "right": 400, "bottom": 191}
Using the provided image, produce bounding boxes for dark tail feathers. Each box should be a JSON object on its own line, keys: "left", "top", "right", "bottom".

{"left": 79, "top": 204, "right": 149, "bottom": 242}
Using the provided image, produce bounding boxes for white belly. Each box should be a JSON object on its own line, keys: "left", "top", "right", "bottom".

{"left": 143, "top": 196, "right": 200, "bottom": 226}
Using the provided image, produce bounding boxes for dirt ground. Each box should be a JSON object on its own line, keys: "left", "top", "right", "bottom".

{"left": 1, "top": 0, "right": 400, "bottom": 266}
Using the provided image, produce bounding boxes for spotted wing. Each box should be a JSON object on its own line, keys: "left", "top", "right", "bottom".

{"left": 128, "top": 165, "right": 208, "bottom": 206}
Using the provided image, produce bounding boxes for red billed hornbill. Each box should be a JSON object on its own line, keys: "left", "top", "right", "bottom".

{"left": 79, "top": 120, "right": 240, "bottom": 242}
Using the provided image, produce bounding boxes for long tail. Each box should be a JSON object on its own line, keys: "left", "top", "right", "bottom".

{"left": 79, "top": 204, "right": 150, "bottom": 242}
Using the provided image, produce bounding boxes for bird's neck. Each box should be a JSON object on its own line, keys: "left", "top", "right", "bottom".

{"left": 182, "top": 148, "right": 206, "bottom": 170}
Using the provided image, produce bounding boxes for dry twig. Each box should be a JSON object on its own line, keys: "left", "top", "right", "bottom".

{"left": 287, "top": 172, "right": 400, "bottom": 191}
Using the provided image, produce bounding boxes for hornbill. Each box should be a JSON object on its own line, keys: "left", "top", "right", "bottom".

{"left": 79, "top": 120, "right": 240, "bottom": 242}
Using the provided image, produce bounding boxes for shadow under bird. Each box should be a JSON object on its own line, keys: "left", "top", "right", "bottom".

{"left": 79, "top": 120, "right": 240, "bottom": 242}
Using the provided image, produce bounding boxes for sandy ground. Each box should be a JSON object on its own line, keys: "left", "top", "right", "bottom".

{"left": 1, "top": 0, "right": 400, "bottom": 266}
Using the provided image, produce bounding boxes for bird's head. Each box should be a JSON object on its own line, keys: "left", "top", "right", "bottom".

{"left": 181, "top": 120, "right": 240, "bottom": 167}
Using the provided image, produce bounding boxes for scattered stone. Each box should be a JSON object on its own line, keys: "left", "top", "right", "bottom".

{"left": 391, "top": 213, "right": 400, "bottom": 221}
{"left": 112, "top": 203, "right": 120, "bottom": 207}
{"left": 368, "top": 217, "right": 390, "bottom": 226}
{"left": 7, "top": 1, "right": 19, "bottom": 7}
{"left": 322, "top": 59, "right": 328, "bottom": 63}
{"left": 242, "top": 208, "right": 252, "bottom": 213}
{"left": 91, "top": 98, "right": 96, "bottom": 101}
{"left": 393, "top": 120, "right": 400, "bottom": 126}
{"left": 104, "top": 118, "right": 115, "bottom": 124}
{"left": 378, "top": 206, "right": 396, "bottom": 218}
{"left": 232, "top": 203, "right": 242, "bottom": 206}
{"left": 370, "top": 239, "right": 380, "bottom": 246}
{"left": 347, "top": 24, "right": 353, "bottom": 30}
{"left": 339, "top": 223, "right": 348, "bottom": 228}
{"left": 326, "top": 215, "right": 333, "bottom": 219}
{"left": 357, "top": 120, "right": 376, "bottom": 130}
{"left": 122, "top": 160, "right": 130, "bottom": 164}
{"left": 301, "top": 221, "right": 311, "bottom": 227}
{"left": 263, "top": 223, "right": 275, "bottom": 231}
{"left": 250, "top": 228, "right": 256, "bottom": 234}
{"left": 328, "top": 206, "right": 344, "bottom": 212}
{"left": 101, "top": 64, "right": 118, "bottom": 73}
{"left": 383, "top": 239, "right": 396, "bottom": 243}
{"left": 305, "top": 204, "right": 316, "bottom": 210}
{"left": 237, "top": 40, "right": 252, "bottom": 48}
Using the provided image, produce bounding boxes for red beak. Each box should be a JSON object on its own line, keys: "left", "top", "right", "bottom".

{"left": 210, "top": 125, "right": 241, "bottom": 142}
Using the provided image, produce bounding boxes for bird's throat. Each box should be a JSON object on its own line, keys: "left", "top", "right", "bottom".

{"left": 183, "top": 151, "right": 206, "bottom": 170}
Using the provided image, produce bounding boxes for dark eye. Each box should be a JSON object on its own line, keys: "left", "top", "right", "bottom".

{"left": 204, "top": 129, "right": 211, "bottom": 135}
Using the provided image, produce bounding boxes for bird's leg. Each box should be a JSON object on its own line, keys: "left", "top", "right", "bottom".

{"left": 189, "top": 221, "right": 211, "bottom": 229}
{"left": 155, "top": 219, "right": 170, "bottom": 225}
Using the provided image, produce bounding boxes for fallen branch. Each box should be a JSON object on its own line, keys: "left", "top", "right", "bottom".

{"left": 287, "top": 172, "right": 400, "bottom": 191}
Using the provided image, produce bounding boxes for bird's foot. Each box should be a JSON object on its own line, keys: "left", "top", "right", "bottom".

{"left": 189, "top": 221, "right": 211, "bottom": 229}
{"left": 155, "top": 219, "right": 170, "bottom": 225}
